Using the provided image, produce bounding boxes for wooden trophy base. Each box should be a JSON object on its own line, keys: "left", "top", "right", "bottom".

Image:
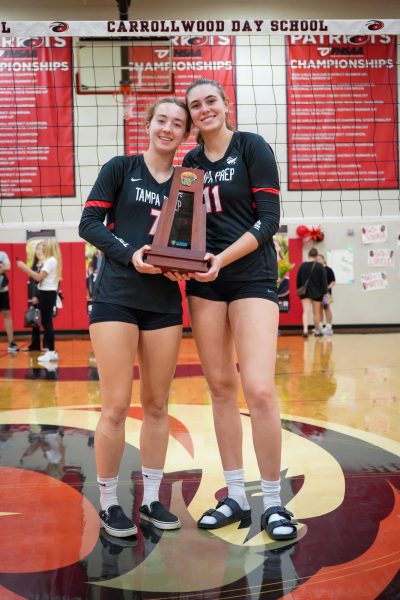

{"left": 146, "top": 247, "right": 209, "bottom": 273}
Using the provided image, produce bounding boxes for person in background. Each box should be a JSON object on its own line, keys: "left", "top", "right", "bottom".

{"left": 23, "top": 240, "right": 45, "bottom": 352}
{"left": 17, "top": 237, "right": 62, "bottom": 363}
{"left": 182, "top": 78, "right": 297, "bottom": 541}
{"left": 317, "top": 253, "right": 335, "bottom": 336}
{"left": 0, "top": 249, "right": 19, "bottom": 353}
{"left": 79, "top": 97, "right": 191, "bottom": 538}
{"left": 296, "top": 247, "right": 328, "bottom": 337}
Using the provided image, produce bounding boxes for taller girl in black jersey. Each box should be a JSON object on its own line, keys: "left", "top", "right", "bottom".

{"left": 79, "top": 98, "right": 191, "bottom": 538}
{"left": 183, "top": 79, "right": 297, "bottom": 541}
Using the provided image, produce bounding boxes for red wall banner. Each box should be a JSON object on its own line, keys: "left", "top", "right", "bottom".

{"left": 0, "top": 37, "right": 74, "bottom": 199}
{"left": 287, "top": 35, "right": 398, "bottom": 190}
{"left": 123, "top": 35, "right": 236, "bottom": 162}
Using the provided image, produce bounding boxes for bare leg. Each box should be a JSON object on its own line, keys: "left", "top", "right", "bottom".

{"left": 138, "top": 324, "right": 182, "bottom": 468}
{"left": 189, "top": 296, "right": 249, "bottom": 527}
{"left": 90, "top": 321, "right": 139, "bottom": 478}
{"left": 230, "top": 298, "right": 295, "bottom": 538}
{"left": 325, "top": 304, "right": 333, "bottom": 325}
{"left": 229, "top": 298, "right": 281, "bottom": 480}
{"left": 2, "top": 310, "right": 14, "bottom": 344}
{"left": 301, "top": 298, "right": 312, "bottom": 335}
{"left": 312, "top": 300, "right": 323, "bottom": 333}
{"left": 188, "top": 296, "right": 242, "bottom": 471}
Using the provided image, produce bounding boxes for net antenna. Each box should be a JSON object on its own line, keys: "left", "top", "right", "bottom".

{"left": 115, "top": 1, "right": 135, "bottom": 121}
{"left": 116, "top": 0, "right": 131, "bottom": 88}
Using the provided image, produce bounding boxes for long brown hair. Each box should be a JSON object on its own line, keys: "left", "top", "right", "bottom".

{"left": 144, "top": 97, "right": 191, "bottom": 135}
{"left": 185, "top": 78, "right": 234, "bottom": 144}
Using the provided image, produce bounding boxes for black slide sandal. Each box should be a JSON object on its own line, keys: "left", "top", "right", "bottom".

{"left": 261, "top": 505, "right": 298, "bottom": 540}
{"left": 197, "top": 496, "right": 251, "bottom": 530}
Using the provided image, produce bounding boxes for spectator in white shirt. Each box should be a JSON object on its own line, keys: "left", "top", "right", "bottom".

{"left": 17, "top": 238, "right": 62, "bottom": 362}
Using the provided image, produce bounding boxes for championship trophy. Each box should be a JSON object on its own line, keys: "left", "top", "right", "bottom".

{"left": 145, "top": 167, "right": 208, "bottom": 273}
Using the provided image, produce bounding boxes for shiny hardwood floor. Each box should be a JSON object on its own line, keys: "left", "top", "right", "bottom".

{"left": 0, "top": 332, "right": 399, "bottom": 599}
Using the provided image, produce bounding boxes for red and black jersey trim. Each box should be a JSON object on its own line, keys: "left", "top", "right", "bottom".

{"left": 252, "top": 187, "right": 280, "bottom": 195}
{"left": 84, "top": 200, "right": 113, "bottom": 208}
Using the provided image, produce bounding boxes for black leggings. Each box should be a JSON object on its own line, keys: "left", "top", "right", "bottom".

{"left": 38, "top": 290, "right": 57, "bottom": 351}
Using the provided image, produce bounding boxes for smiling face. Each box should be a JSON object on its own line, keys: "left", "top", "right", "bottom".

{"left": 146, "top": 101, "right": 189, "bottom": 154}
{"left": 186, "top": 83, "right": 229, "bottom": 137}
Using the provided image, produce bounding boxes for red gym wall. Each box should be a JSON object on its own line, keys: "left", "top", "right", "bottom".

{"left": 4, "top": 242, "right": 88, "bottom": 332}
{"left": 2, "top": 238, "right": 303, "bottom": 333}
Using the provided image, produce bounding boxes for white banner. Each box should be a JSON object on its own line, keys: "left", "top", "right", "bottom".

{"left": 1, "top": 19, "right": 400, "bottom": 37}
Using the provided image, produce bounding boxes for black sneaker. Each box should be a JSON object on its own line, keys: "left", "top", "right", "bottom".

{"left": 8, "top": 341, "right": 20, "bottom": 354}
{"left": 139, "top": 501, "right": 181, "bottom": 530}
{"left": 99, "top": 505, "right": 137, "bottom": 538}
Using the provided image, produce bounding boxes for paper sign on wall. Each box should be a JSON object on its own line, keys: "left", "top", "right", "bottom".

{"left": 367, "top": 249, "right": 395, "bottom": 267}
{"left": 361, "top": 272, "right": 389, "bottom": 291}
{"left": 361, "top": 225, "right": 388, "bottom": 244}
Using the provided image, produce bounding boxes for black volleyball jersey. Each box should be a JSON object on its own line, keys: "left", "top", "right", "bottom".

{"left": 183, "top": 131, "right": 280, "bottom": 281}
{"left": 79, "top": 154, "right": 182, "bottom": 314}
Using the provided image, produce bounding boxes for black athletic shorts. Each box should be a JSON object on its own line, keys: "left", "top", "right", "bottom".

{"left": 89, "top": 302, "right": 182, "bottom": 330}
{"left": 0, "top": 291, "right": 10, "bottom": 311}
{"left": 185, "top": 279, "right": 279, "bottom": 305}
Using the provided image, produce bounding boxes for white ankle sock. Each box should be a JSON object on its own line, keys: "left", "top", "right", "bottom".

{"left": 97, "top": 474, "right": 119, "bottom": 511}
{"left": 261, "top": 478, "right": 293, "bottom": 537}
{"left": 200, "top": 468, "right": 249, "bottom": 526}
{"left": 142, "top": 466, "right": 163, "bottom": 507}
{"left": 225, "top": 468, "right": 250, "bottom": 510}
{"left": 261, "top": 478, "right": 281, "bottom": 510}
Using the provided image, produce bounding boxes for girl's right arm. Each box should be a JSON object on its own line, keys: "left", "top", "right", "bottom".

{"left": 78, "top": 158, "right": 136, "bottom": 265}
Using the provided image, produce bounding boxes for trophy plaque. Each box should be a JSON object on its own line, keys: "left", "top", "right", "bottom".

{"left": 145, "top": 167, "right": 208, "bottom": 273}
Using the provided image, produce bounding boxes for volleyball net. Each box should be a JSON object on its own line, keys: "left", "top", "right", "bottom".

{"left": 0, "top": 19, "right": 399, "bottom": 230}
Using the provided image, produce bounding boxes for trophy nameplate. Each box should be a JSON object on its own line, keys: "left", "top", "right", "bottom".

{"left": 145, "top": 167, "right": 208, "bottom": 273}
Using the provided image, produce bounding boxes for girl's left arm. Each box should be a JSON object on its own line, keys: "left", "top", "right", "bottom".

{"left": 194, "top": 135, "right": 280, "bottom": 281}
{"left": 245, "top": 134, "right": 281, "bottom": 245}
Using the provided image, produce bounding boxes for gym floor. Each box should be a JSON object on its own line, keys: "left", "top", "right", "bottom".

{"left": 0, "top": 332, "right": 399, "bottom": 599}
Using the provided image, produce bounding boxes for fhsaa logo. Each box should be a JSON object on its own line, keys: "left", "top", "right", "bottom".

{"left": 226, "top": 156, "right": 237, "bottom": 165}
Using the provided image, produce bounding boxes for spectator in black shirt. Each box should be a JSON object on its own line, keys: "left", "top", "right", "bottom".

{"left": 296, "top": 247, "right": 328, "bottom": 337}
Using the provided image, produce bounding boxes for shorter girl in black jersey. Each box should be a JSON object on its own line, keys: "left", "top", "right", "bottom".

{"left": 183, "top": 79, "right": 297, "bottom": 541}
{"left": 79, "top": 98, "right": 191, "bottom": 538}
